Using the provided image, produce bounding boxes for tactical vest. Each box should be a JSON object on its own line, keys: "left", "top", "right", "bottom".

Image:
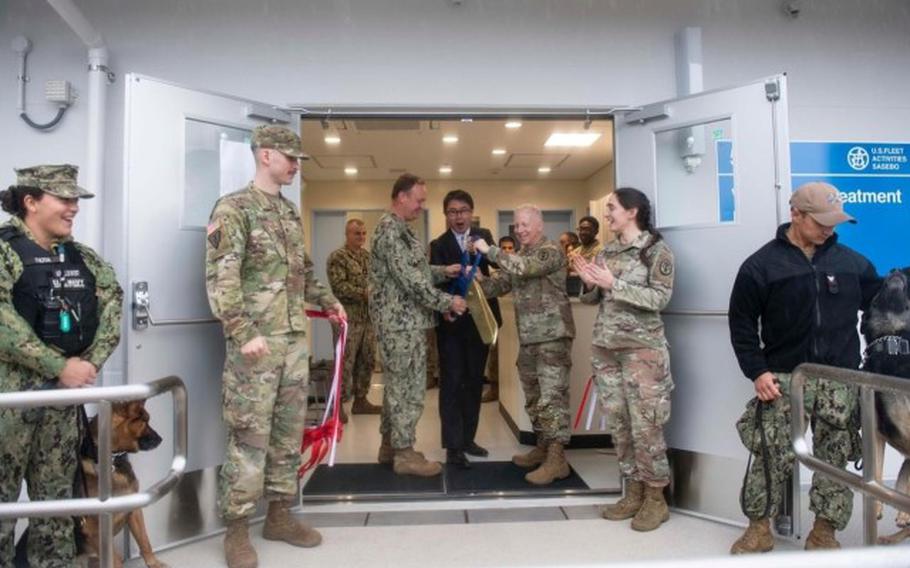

{"left": 0, "top": 227, "right": 99, "bottom": 357}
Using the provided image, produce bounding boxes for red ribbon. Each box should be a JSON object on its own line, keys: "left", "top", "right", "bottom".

{"left": 298, "top": 310, "right": 347, "bottom": 477}
{"left": 573, "top": 375, "right": 594, "bottom": 430}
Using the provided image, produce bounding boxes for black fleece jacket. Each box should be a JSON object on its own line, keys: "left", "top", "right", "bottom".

{"left": 728, "top": 223, "right": 881, "bottom": 381}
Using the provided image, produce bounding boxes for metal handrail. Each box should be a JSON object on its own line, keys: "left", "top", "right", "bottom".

{"left": 0, "top": 376, "right": 188, "bottom": 567}
{"left": 791, "top": 363, "right": 910, "bottom": 546}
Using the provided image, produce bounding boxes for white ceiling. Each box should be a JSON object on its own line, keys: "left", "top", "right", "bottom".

{"left": 299, "top": 118, "right": 613, "bottom": 182}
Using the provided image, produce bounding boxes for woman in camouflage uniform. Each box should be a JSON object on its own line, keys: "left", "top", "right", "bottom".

{"left": 0, "top": 165, "right": 123, "bottom": 567}
{"left": 573, "top": 187, "right": 675, "bottom": 532}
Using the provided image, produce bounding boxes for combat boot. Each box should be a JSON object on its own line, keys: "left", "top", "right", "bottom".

{"left": 512, "top": 438, "right": 547, "bottom": 469}
{"left": 631, "top": 485, "right": 670, "bottom": 531}
{"left": 262, "top": 499, "right": 322, "bottom": 548}
{"left": 602, "top": 479, "right": 645, "bottom": 520}
{"left": 730, "top": 518, "right": 774, "bottom": 554}
{"left": 224, "top": 517, "right": 257, "bottom": 568}
{"left": 805, "top": 517, "right": 841, "bottom": 550}
{"left": 351, "top": 396, "right": 382, "bottom": 414}
{"left": 377, "top": 433, "right": 393, "bottom": 465}
{"left": 525, "top": 442, "right": 570, "bottom": 485}
{"left": 393, "top": 447, "right": 443, "bottom": 477}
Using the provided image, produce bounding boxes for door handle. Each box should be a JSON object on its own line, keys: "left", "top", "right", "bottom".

{"left": 131, "top": 281, "right": 219, "bottom": 330}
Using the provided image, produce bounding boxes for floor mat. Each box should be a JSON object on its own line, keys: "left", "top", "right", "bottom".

{"left": 446, "top": 461, "right": 589, "bottom": 494}
{"left": 303, "top": 463, "right": 444, "bottom": 497}
{"left": 302, "top": 461, "right": 589, "bottom": 499}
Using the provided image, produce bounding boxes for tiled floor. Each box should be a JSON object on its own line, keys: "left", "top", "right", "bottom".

{"left": 129, "top": 382, "right": 910, "bottom": 566}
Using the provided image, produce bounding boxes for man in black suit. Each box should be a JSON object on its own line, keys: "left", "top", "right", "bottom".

{"left": 430, "top": 189, "right": 502, "bottom": 468}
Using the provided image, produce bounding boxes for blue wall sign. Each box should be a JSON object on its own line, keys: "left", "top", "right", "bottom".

{"left": 716, "top": 140, "right": 909, "bottom": 275}
{"left": 791, "top": 141, "right": 909, "bottom": 274}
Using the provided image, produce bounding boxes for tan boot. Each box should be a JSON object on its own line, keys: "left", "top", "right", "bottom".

{"left": 805, "top": 517, "right": 841, "bottom": 550}
{"left": 602, "top": 479, "right": 645, "bottom": 520}
{"left": 262, "top": 499, "right": 322, "bottom": 548}
{"left": 631, "top": 485, "right": 670, "bottom": 531}
{"left": 393, "top": 447, "right": 442, "bottom": 477}
{"left": 351, "top": 396, "right": 382, "bottom": 414}
{"left": 730, "top": 518, "right": 774, "bottom": 554}
{"left": 525, "top": 442, "right": 570, "bottom": 485}
{"left": 378, "top": 433, "right": 393, "bottom": 464}
{"left": 224, "top": 518, "right": 257, "bottom": 568}
{"left": 512, "top": 438, "right": 547, "bottom": 469}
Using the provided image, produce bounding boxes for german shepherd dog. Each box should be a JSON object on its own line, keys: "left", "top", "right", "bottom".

{"left": 14, "top": 400, "right": 170, "bottom": 567}
{"left": 861, "top": 267, "right": 910, "bottom": 545}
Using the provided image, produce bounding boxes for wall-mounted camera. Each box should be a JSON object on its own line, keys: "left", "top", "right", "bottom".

{"left": 782, "top": 0, "right": 801, "bottom": 18}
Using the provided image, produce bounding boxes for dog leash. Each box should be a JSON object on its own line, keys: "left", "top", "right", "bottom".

{"left": 298, "top": 310, "right": 347, "bottom": 477}
{"left": 739, "top": 398, "right": 774, "bottom": 520}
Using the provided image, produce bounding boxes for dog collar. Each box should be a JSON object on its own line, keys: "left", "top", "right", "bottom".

{"left": 866, "top": 335, "right": 910, "bottom": 357}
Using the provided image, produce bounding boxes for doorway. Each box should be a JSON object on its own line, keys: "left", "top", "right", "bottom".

{"left": 298, "top": 115, "right": 619, "bottom": 501}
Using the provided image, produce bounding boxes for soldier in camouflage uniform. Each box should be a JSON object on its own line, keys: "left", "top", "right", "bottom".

{"left": 327, "top": 218, "right": 380, "bottom": 421}
{"left": 727, "top": 182, "right": 880, "bottom": 554}
{"left": 474, "top": 205, "right": 575, "bottom": 486}
{"left": 370, "top": 173, "right": 465, "bottom": 477}
{"left": 0, "top": 165, "right": 123, "bottom": 568}
{"left": 205, "top": 126, "right": 344, "bottom": 568}
{"left": 573, "top": 188, "right": 675, "bottom": 532}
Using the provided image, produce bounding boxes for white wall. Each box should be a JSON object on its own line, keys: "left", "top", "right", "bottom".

{"left": 3, "top": 0, "right": 909, "bottom": 195}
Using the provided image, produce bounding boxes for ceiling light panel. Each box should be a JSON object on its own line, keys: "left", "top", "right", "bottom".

{"left": 544, "top": 133, "right": 602, "bottom": 147}
{"left": 443, "top": 135, "right": 459, "bottom": 144}
{"left": 439, "top": 166, "right": 452, "bottom": 174}
{"left": 491, "top": 148, "right": 507, "bottom": 155}
{"left": 505, "top": 121, "right": 522, "bottom": 129}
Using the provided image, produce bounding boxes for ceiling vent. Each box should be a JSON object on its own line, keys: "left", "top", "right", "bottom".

{"left": 311, "top": 155, "right": 378, "bottom": 169}
{"left": 353, "top": 119, "right": 422, "bottom": 132}
{"left": 504, "top": 153, "right": 570, "bottom": 169}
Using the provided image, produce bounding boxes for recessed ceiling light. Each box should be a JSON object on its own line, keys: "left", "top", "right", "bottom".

{"left": 344, "top": 167, "right": 358, "bottom": 175}
{"left": 505, "top": 121, "right": 522, "bottom": 129}
{"left": 439, "top": 166, "right": 452, "bottom": 174}
{"left": 538, "top": 167, "right": 551, "bottom": 174}
{"left": 544, "top": 132, "right": 602, "bottom": 147}
{"left": 491, "top": 148, "right": 507, "bottom": 155}
{"left": 443, "top": 135, "right": 459, "bottom": 144}
{"left": 324, "top": 135, "right": 341, "bottom": 145}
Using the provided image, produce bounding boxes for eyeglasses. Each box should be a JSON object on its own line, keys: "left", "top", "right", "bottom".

{"left": 445, "top": 208, "right": 473, "bottom": 217}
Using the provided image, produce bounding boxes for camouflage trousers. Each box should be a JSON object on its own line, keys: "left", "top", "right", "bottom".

{"left": 738, "top": 372, "right": 858, "bottom": 530}
{"left": 517, "top": 338, "right": 572, "bottom": 445}
{"left": 333, "top": 320, "right": 376, "bottom": 401}
{"left": 592, "top": 345, "right": 673, "bottom": 487}
{"left": 0, "top": 403, "right": 78, "bottom": 568}
{"left": 218, "top": 333, "right": 309, "bottom": 520}
{"left": 378, "top": 327, "right": 428, "bottom": 449}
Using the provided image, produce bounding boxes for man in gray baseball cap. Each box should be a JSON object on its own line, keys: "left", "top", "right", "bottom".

{"left": 727, "top": 179, "right": 879, "bottom": 554}
{"left": 250, "top": 125, "right": 310, "bottom": 160}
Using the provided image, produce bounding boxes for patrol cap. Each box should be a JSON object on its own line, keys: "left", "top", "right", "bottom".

{"left": 250, "top": 125, "right": 310, "bottom": 160}
{"left": 14, "top": 164, "right": 94, "bottom": 199}
{"left": 790, "top": 181, "right": 855, "bottom": 226}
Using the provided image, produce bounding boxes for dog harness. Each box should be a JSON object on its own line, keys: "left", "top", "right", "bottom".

{"left": 865, "top": 335, "right": 910, "bottom": 357}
